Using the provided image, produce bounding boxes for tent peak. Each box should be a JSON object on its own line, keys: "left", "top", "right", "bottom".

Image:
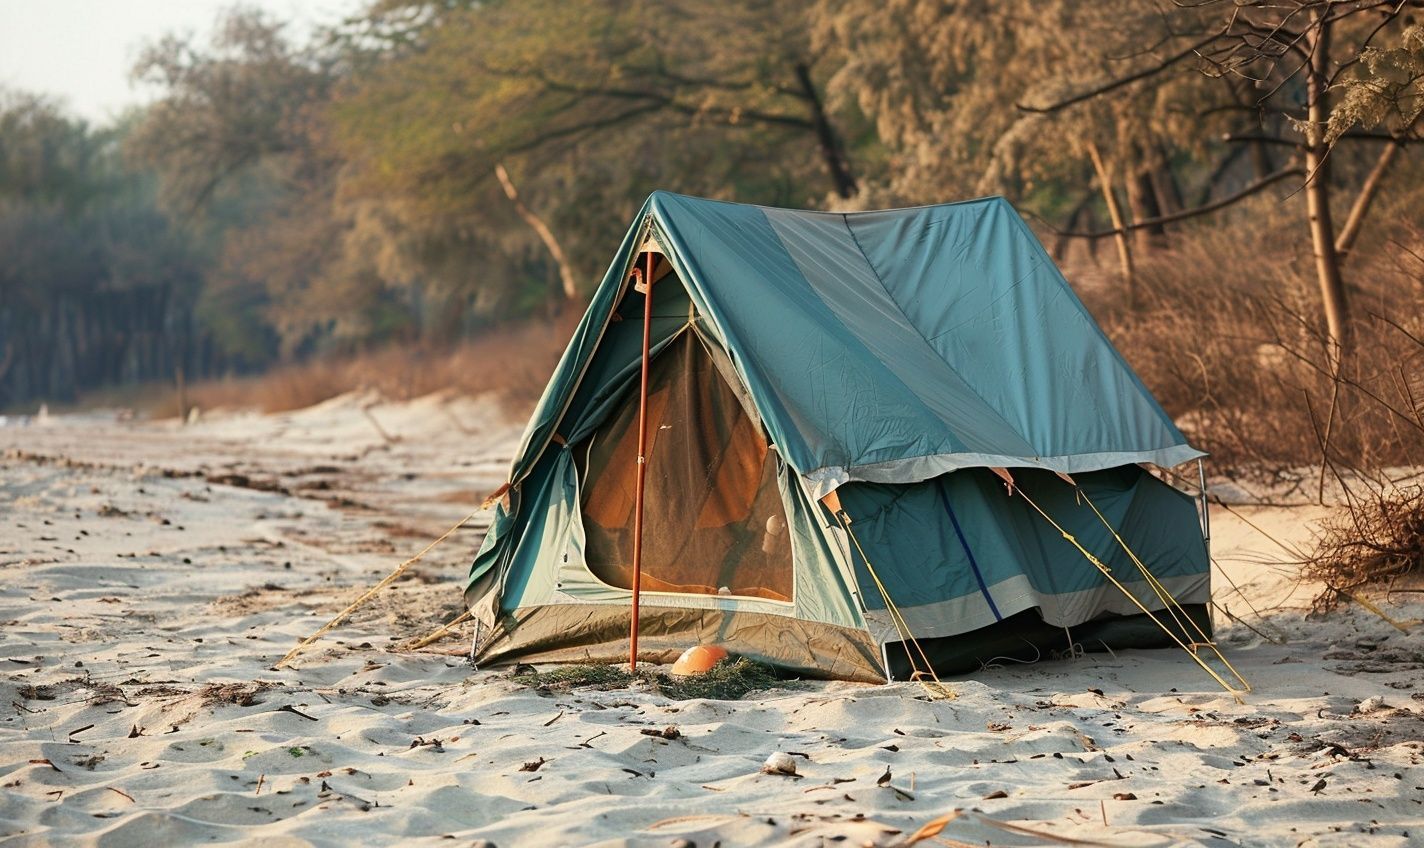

{"left": 646, "top": 190, "right": 1014, "bottom": 221}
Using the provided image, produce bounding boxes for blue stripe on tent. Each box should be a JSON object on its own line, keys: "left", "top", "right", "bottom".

{"left": 936, "top": 479, "right": 1002, "bottom": 622}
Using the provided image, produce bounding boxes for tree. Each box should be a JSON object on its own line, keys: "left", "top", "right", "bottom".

{"left": 330, "top": 0, "right": 865, "bottom": 307}
{"left": 1016, "top": 1, "right": 1424, "bottom": 367}
{"left": 813, "top": 0, "right": 1241, "bottom": 303}
{"left": 0, "top": 90, "right": 212, "bottom": 405}
{"left": 127, "top": 8, "right": 334, "bottom": 213}
{"left": 127, "top": 8, "right": 412, "bottom": 356}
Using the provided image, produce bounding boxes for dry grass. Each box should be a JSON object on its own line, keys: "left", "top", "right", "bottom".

{"left": 183, "top": 314, "right": 577, "bottom": 416}
{"left": 514, "top": 658, "right": 784, "bottom": 700}
{"left": 1304, "top": 483, "right": 1424, "bottom": 611}
{"left": 1070, "top": 189, "right": 1424, "bottom": 603}
{"left": 1073, "top": 193, "right": 1424, "bottom": 482}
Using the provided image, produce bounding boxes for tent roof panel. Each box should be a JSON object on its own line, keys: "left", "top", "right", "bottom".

{"left": 643, "top": 191, "right": 1200, "bottom": 492}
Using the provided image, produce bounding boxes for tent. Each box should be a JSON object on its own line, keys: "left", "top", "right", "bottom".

{"left": 464, "top": 191, "right": 1213, "bottom": 683}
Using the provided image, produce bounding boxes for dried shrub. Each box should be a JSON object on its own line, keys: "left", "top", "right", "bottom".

{"left": 1072, "top": 193, "right": 1424, "bottom": 481}
{"left": 199, "top": 681, "right": 273, "bottom": 707}
{"left": 1305, "top": 483, "right": 1424, "bottom": 611}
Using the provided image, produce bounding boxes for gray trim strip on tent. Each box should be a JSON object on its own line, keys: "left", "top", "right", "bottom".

{"left": 801, "top": 444, "right": 1207, "bottom": 499}
{"left": 861, "top": 571, "right": 1210, "bottom": 645}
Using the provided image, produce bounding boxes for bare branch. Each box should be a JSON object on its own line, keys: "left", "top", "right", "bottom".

{"left": 502, "top": 102, "right": 666, "bottom": 155}
{"left": 494, "top": 164, "right": 578, "bottom": 301}
{"left": 1041, "top": 166, "right": 1303, "bottom": 239}
{"left": 1224, "top": 130, "right": 1424, "bottom": 146}
{"left": 1016, "top": 22, "right": 1232, "bottom": 113}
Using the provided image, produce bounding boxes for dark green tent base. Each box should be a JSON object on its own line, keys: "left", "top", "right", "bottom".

{"left": 882, "top": 605, "right": 1213, "bottom": 680}
{"left": 475, "top": 602, "right": 1213, "bottom": 685}
{"left": 475, "top": 603, "right": 887, "bottom": 683}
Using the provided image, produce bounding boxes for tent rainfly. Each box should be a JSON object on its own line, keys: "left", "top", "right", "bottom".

{"left": 465, "top": 191, "right": 1219, "bottom": 684}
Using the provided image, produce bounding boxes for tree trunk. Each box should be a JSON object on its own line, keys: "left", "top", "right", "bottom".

{"left": 494, "top": 163, "right": 579, "bottom": 302}
{"left": 1151, "top": 141, "right": 1184, "bottom": 215}
{"left": 1087, "top": 142, "right": 1136, "bottom": 308}
{"left": 1334, "top": 119, "right": 1417, "bottom": 263}
{"left": 1052, "top": 192, "right": 1096, "bottom": 261}
{"left": 175, "top": 365, "right": 188, "bottom": 422}
{"left": 794, "top": 62, "right": 858, "bottom": 199}
{"left": 1304, "top": 12, "right": 1350, "bottom": 372}
{"left": 1126, "top": 166, "right": 1164, "bottom": 251}
{"left": 1196, "top": 144, "right": 1248, "bottom": 207}
{"left": 1248, "top": 138, "right": 1275, "bottom": 181}
{"left": 1225, "top": 76, "right": 1275, "bottom": 179}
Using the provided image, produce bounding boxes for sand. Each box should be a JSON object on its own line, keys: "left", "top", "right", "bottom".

{"left": 2, "top": 394, "right": 1421, "bottom": 847}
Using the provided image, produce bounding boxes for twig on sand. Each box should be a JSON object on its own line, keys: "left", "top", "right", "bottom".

{"left": 1337, "top": 589, "right": 1413, "bottom": 634}
{"left": 274, "top": 704, "right": 318, "bottom": 721}
{"left": 900, "top": 807, "right": 1118, "bottom": 846}
{"left": 273, "top": 502, "right": 494, "bottom": 669}
{"left": 360, "top": 404, "right": 399, "bottom": 444}
{"left": 1210, "top": 601, "right": 1286, "bottom": 645}
{"left": 403, "top": 609, "right": 474, "bottom": 650}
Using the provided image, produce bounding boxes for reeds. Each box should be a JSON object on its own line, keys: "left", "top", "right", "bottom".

{"left": 183, "top": 313, "right": 577, "bottom": 416}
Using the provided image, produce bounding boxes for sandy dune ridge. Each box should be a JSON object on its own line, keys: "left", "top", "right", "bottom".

{"left": 1, "top": 393, "right": 1421, "bottom": 847}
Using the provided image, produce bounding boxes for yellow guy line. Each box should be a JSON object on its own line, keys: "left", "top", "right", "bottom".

{"left": 275, "top": 483, "right": 508, "bottom": 669}
{"left": 1069, "top": 484, "right": 1252, "bottom": 694}
{"left": 834, "top": 509, "right": 955, "bottom": 700}
{"left": 1010, "top": 483, "right": 1249, "bottom": 702}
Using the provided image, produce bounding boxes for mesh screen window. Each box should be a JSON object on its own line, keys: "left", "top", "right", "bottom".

{"left": 578, "top": 332, "right": 793, "bottom": 602}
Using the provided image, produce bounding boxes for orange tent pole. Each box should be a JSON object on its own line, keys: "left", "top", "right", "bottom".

{"left": 629, "top": 249, "right": 656, "bottom": 671}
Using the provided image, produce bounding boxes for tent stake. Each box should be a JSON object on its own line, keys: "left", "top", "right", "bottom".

{"left": 629, "top": 249, "right": 656, "bottom": 671}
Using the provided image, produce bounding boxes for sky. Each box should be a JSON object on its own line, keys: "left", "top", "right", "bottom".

{"left": 0, "top": 0, "right": 363, "bottom": 125}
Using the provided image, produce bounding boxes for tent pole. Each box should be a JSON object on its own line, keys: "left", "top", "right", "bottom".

{"left": 1196, "top": 458, "right": 1211, "bottom": 548}
{"left": 629, "top": 249, "right": 656, "bottom": 671}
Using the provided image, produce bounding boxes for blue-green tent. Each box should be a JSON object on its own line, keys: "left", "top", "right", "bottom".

{"left": 466, "top": 192, "right": 1210, "bottom": 681}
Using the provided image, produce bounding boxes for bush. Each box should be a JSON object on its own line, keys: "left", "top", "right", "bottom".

{"left": 1071, "top": 196, "right": 1424, "bottom": 480}
{"left": 1305, "top": 483, "right": 1424, "bottom": 611}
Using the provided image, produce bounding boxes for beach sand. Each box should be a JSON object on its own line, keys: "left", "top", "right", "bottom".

{"left": 2, "top": 395, "right": 1420, "bottom": 847}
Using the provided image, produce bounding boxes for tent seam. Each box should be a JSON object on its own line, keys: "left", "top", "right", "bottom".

{"left": 836, "top": 213, "right": 1038, "bottom": 457}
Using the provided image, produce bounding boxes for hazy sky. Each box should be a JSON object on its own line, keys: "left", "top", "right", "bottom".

{"left": 0, "top": 0, "right": 363, "bottom": 125}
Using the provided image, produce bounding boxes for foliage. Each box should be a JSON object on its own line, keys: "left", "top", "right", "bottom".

{"left": 5, "top": 0, "right": 1424, "bottom": 442}
{"left": 812, "top": 0, "right": 1228, "bottom": 208}
{"left": 0, "top": 90, "right": 210, "bottom": 406}
{"left": 327, "top": 0, "right": 853, "bottom": 308}
{"left": 1327, "top": 25, "right": 1424, "bottom": 143}
{"left": 127, "top": 8, "right": 335, "bottom": 213}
